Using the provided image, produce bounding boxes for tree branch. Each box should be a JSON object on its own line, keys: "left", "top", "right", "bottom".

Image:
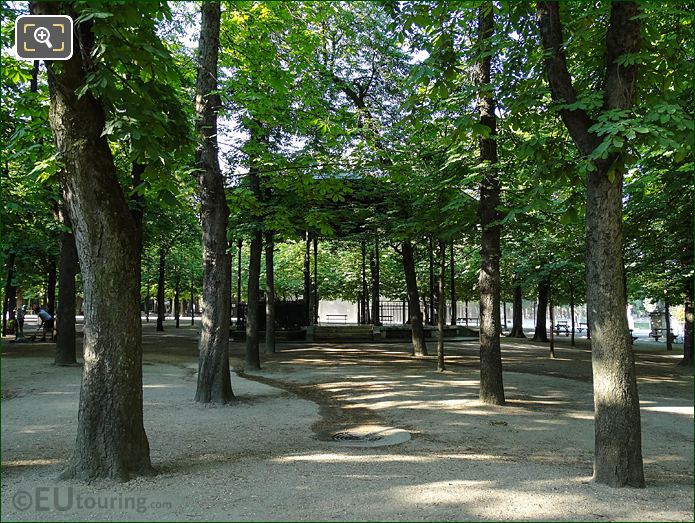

{"left": 602, "top": 2, "right": 641, "bottom": 111}
{"left": 536, "top": 1, "right": 598, "bottom": 157}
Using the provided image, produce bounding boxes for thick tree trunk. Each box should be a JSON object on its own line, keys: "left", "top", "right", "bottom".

{"left": 586, "top": 164, "right": 644, "bottom": 487}
{"left": 537, "top": 0, "right": 644, "bottom": 488}
{"left": 55, "top": 208, "right": 79, "bottom": 365}
{"left": 156, "top": 247, "right": 166, "bottom": 332}
{"left": 36, "top": 1, "right": 151, "bottom": 480}
{"left": 533, "top": 279, "right": 550, "bottom": 342}
{"left": 265, "top": 231, "right": 275, "bottom": 354}
{"left": 194, "top": 1, "right": 234, "bottom": 404}
{"left": 245, "top": 230, "right": 262, "bottom": 370}
{"left": 680, "top": 280, "right": 694, "bottom": 366}
{"left": 370, "top": 240, "right": 381, "bottom": 326}
{"left": 402, "top": 241, "right": 427, "bottom": 356}
{"left": 437, "top": 240, "right": 446, "bottom": 371}
{"left": 476, "top": 1, "right": 505, "bottom": 406}
{"left": 508, "top": 283, "right": 526, "bottom": 338}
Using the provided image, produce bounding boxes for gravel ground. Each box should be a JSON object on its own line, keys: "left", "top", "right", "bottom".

{"left": 1, "top": 324, "right": 692, "bottom": 521}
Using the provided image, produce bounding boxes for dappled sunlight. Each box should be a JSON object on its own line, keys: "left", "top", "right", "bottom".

{"left": 642, "top": 406, "right": 694, "bottom": 417}
{"left": 19, "top": 425, "right": 61, "bottom": 434}
{"left": 37, "top": 391, "right": 73, "bottom": 396}
{"left": 274, "top": 451, "right": 512, "bottom": 464}
{"left": 387, "top": 478, "right": 589, "bottom": 519}
{"left": 563, "top": 412, "right": 594, "bottom": 421}
{"left": 2, "top": 458, "right": 65, "bottom": 468}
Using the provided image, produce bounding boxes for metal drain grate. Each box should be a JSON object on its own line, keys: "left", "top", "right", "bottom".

{"left": 332, "top": 431, "right": 384, "bottom": 442}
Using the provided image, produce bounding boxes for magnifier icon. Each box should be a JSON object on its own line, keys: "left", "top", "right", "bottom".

{"left": 34, "top": 26, "right": 52, "bottom": 48}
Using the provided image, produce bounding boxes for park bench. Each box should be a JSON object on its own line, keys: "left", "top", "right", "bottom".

{"left": 554, "top": 320, "right": 570, "bottom": 336}
{"left": 314, "top": 324, "right": 373, "bottom": 341}
{"left": 629, "top": 329, "right": 638, "bottom": 344}
{"left": 577, "top": 322, "right": 589, "bottom": 333}
{"left": 325, "top": 314, "right": 348, "bottom": 324}
{"left": 456, "top": 317, "right": 479, "bottom": 326}
{"left": 380, "top": 314, "right": 394, "bottom": 324}
{"left": 649, "top": 328, "right": 665, "bottom": 342}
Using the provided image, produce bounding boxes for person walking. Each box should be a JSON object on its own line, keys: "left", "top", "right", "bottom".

{"left": 15, "top": 305, "right": 26, "bottom": 339}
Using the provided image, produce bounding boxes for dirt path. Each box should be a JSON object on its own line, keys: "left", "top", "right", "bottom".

{"left": 1, "top": 324, "right": 692, "bottom": 521}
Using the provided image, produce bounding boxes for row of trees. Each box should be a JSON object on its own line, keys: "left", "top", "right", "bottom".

{"left": 1, "top": 1, "right": 692, "bottom": 488}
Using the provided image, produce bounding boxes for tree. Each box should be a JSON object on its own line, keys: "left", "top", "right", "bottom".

{"left": 437, "top": 239, "right": 446, "bottom": 371}
{"left": 476, "top": 1, "right": 505, "bottom": 405}
{"left": 537, "top": 0, "right": 644, "bottom": 487}
{"left": 55, "top": 206, "right": 78, "bottom": 365}
{"left": 34, "top": 1, "right": 151, "bottom": 481}
{"left": 532, "top": 277, "right": 550, "bottom": 342}
{"left": 194, "top": 1, "right": 234, "bottom": 404}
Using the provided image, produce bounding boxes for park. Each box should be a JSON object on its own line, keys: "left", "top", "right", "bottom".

{"left": 1, "top": 1, "right": 693, "bottom": 521}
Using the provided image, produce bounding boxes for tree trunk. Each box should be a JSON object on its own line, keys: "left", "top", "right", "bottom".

{"left": 549, "top": 279, "right": 555, "bottom": 358}
{"left": 47, "top": 257, "right": 57, "bottom": 317}
{"left": 437, "top": 240, "right": 446, "bottom": 371}
{"left": 156, "top": 247, "right": 166, "bottom": 332}
{"left": 537, "top": 0, "right": 644, "bottom": 487}
{"left": 449, "top": 242, "right": 457, "bottom": 326}
{"left": 570, "top": 282, "right": 576, "bottom": 347}
{"left": 664, "top": 292, "right": 672, "bottom": 351}
{"left": 476, "top": 1, "right": 505, "bottom": 406}
{"left": 428, "top": 236, "right": 435, "bottom": 325}
{"left": 680, "top": 279, "right": 694, "bottom": 366}
{"left": 145, "top": 280, "right": 150, "bottom": 323}
{"left": 313, "top": 236, "right": 319, "bottom": 323}
{"left": 402, "top": 241, "right": 427, "bottom": 356}
{"left": 36, "top": 0, "right": 151, "bottom": 481}
{"left": 130, "top": 161, "right": 146, "bottom": 275}
{"left": 194, "top": 1, "right": 234, "bottom": 404}
{"left": 361, "top": 240, "right": 368, "bottom": 324}
{"left": 236, "top": 238, "right": 243, "bottom": 328}
{"left": 508, "top": 283, "right": 526, "bottom": 338}
{"left": 265, "top": 231, "right": 275, "bottom": 354}
{"left": 55, "top": 207, "right": 79, "bottom": 365}
{"left": 190, "top": 279, "right": 195, "bottom": 326}
{"left": 533, "top": 279, "right": 550, "bottom": 342}
{"left": 303, "top": 232, "right": 312, "bottom": 325}
{"left": 370, "top": 239, "right": 381, "bottom": 326}
{"left": 245, "top": 230, "right": 262, "bottom": 370}
{"left": 174, "top": 276, "right": 180, "bottom": 329}
{"left": 586, "top": 162, "right": 644, "bottom": 487}
{"left": 2, "top": 253, "right": 16, "bottom": 335}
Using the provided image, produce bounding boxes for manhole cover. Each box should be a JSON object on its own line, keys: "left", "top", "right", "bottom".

{"left": 332, "top": 431, "right": 384, "bottom": 442}
{"left": 329, "top": 425, "right": 411, "bottom": 447}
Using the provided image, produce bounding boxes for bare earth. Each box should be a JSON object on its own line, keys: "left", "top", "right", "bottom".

{"left": 1, "top": 323, "right": 693, "bottom": 521}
